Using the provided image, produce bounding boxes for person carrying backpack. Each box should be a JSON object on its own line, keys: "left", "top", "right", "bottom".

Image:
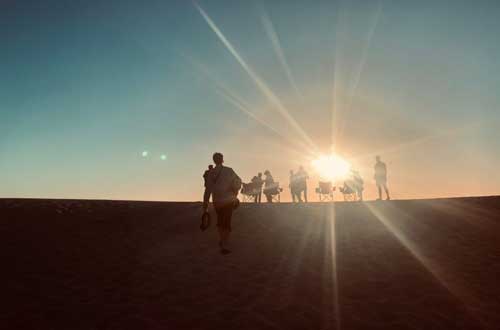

{"left": 203, "top": 152, "right": 242, "bottom": 255}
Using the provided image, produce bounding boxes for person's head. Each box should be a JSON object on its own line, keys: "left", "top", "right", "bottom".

{"left": 290, "top": 170, "right": 294, "bottom": 175}
{"left": 208, "top": 165, "right": 213, "bottom": 170}
{"left": 258, "top": 172, "right": 262, "bottom": 177}
{"left": 264, "top": 170, "right": 270, "bottom": 176}
{"left": 376, "top": 155, "right": 381, "bottom": 162}
{"left": 213, "top": 152, "right": 224, "bottom": 165}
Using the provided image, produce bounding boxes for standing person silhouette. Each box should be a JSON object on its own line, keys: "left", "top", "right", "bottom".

{"left": 296, "top": 166, "right": 309, "bottom": 203}
{"left": 252, "top": 172, "right": 264, "bottom": 203}
{"left": 374, "top": 156, "right": 390, "bottom": 200}
{"left": 203, "top": 153, "right": 242, "bottom": 254}
{"left": 289, "top": 170, "right": 299, "bottom": 203}
{"left": 263, "top": 170, "right": 275, "bottom": 203}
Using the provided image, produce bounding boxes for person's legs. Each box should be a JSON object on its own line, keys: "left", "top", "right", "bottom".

{"left": 254, "top": 194, "right": 258, "bottom": 203}
{"left": 215, "top": 208, "right": 224, "bottom": 248}
{"left": 216, "top": 205, "right": 233, "bottom": 253}
{"left": 384, "top": 184, "right": 390, "bottom": 200}
{"left": 377, "top": 184, "right": 382, "bottom": 200}
{"left": 265, "top": 193, "right": 272, "bottom": 203}
{"left": 304, "top": 187, "right": 308, "bottom": 203}
{"left": 224, "top": 206, "right": 233, "bottom": 242}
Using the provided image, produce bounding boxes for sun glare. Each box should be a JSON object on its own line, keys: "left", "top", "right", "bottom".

{"left": 311, "top": 154, "right": 351, "bottom": 182}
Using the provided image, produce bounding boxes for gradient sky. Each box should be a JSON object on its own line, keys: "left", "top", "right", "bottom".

{"left": 1, "top": 0, "right": 499, "bottom": 201}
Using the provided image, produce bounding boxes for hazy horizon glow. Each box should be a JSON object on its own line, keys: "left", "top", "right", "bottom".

{"left": 1, "top": 0, "right": 500, "bottom": 201}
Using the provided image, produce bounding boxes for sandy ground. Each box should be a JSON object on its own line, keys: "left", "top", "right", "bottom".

{"left": 1, "top": 197, "right": 500, "bottom": 329}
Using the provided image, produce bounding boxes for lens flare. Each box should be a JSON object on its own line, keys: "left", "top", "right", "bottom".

{"left": 142, "top": 151, "right": 149, "bottom": 157}
{"left": 311, "top": 154, "right": 351, "bottom": 182}
{"left": 194, "top": 1, "right": 318, "bottom": 152}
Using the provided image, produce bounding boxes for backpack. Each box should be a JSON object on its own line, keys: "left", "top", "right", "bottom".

{"left": 232, "top": 174, "right": 242, "bottom": 194}
{"left": 213, "top": 166, "right": 242, "bottom": 195}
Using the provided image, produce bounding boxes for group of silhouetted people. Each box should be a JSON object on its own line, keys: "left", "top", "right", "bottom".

{"left": 340, "top": 169, "right": 365, "bottom": 201}
{"left": 337, "top": 156, "right": 390, "bottom": 201}
{"left": 250, "top": 170, "right": 280, "bottom": 203}
{"left": 201, "top": 152, "right": 391, "bottom": 254}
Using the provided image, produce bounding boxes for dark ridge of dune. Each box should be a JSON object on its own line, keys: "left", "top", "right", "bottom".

{"left": 1, "top": 197, "right": 500, "bottom": 330}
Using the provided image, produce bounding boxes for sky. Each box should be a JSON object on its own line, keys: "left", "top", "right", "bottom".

{"left": 1, "top": 0, "right": 499, "bottom": 201}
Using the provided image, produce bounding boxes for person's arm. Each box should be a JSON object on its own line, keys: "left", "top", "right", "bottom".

{"left": 203, "top": 186, "right": 211, "bottom": 211}
{"left": 203, "top": 173, "right": 213, "bottom": 211}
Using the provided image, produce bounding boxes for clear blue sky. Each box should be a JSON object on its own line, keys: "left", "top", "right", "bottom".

{"left": 1, "top": 0, "right": 499, "bottom": 201}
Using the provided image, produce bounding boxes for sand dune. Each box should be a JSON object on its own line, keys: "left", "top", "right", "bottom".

{"left": 1, "top": 197, "right": 500, "bottom": 329}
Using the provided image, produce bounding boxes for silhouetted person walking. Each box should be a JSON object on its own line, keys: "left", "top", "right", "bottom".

{"left": 297, "top": 166, "right": 309, "bottom": 203}
{"left": 374, "top": 156, "right": 390, "bottom": 200}
{"left": 203, "top": 153, "right": 242, "bottom": 254}
{"left": 203, "top": 165, "right": 213, "bottom": 187}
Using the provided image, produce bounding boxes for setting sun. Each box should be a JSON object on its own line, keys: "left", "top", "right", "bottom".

{"left": 311, "top": 154, "right": 351, "bottom": 182}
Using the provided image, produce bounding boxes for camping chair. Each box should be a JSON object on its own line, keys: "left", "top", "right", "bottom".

{"left": 241, "top": 182, "right": 259, "bottom": 203}
{"left": 264, "top": 182, "right": 283, "bottom": 203}
{"left": 315, "top": 181, "right": 335, "bottom": 202}
{"left": 339, "top": 182, "right": 357, "bottom": 201}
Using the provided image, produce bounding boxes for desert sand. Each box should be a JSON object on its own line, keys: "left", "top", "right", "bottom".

{"left": 1, "top": 196, "right": 500, "bottom": 329}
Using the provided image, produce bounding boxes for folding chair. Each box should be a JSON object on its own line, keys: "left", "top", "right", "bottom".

{"left": 264, "top": 182, "right": 283, "bottom": 203}
{"left": 240, "top": 182, "right": 258, "bottom": 203}
{"left": 315, "top": 181, "right": 335, "bottom": 202}
{"left": 339, "top": 181, "right": 357, "bottom": 201}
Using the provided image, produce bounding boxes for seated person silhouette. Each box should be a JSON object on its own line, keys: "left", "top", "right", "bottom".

{"left": 351, "top": 169, "right": 364, "bottom": 201}
{"left": 263, "top": 170, "right": 278, "bottom": 203}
